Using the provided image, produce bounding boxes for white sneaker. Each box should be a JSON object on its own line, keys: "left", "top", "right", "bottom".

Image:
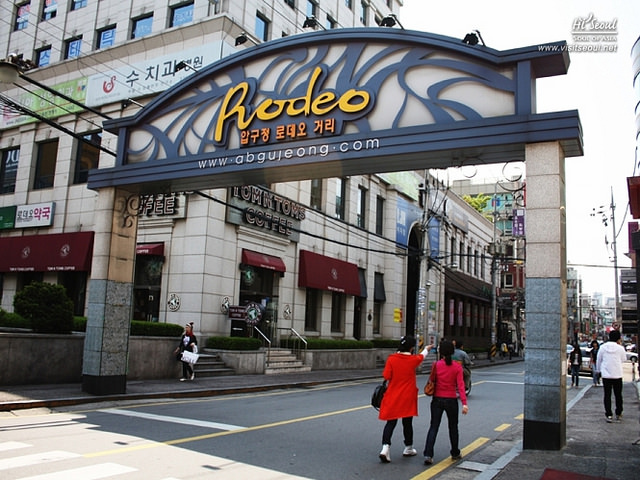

{"left": 190, "top": 373, "right": 195, "bottom": 381}
{"left": 379, "top": 444, "right": 391, "bottom": 463}
{"left": 402, "top": 446, "right": 417, "bottom": 456}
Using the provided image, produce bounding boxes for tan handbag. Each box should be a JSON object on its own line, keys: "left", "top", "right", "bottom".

{"left": 424, "top": 362, "right": 436, "bottom": 396}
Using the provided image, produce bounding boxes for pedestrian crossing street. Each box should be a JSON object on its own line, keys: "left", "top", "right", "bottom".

{"left": 0, "top": 422, "right": 310, "bottom": 480}
{"left": 0, "top": 442, "right": 137, "bottom": 480}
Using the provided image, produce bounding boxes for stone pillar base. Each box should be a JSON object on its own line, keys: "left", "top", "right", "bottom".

{"left": 523, "top": 419, "right": 566, "bottom": 450}
{"left": 82, "top": 374, "right": 127, "bottom": 395}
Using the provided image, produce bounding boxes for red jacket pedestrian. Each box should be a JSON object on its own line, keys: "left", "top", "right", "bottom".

{"left": 378, "top": 335, "right": 432, "bottom": 463}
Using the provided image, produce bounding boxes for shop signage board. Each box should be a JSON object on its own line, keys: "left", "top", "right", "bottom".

{"left": 89, "top": 29, "right": 582, "bottom": 193}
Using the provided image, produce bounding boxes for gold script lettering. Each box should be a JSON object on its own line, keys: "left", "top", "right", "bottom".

{"left": 214, "top": 66, "right": 370, "bottom": 143}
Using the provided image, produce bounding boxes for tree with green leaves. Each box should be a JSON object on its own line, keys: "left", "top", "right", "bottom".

{"left": 14, "top": 282, "right": 74, "bottom": 334}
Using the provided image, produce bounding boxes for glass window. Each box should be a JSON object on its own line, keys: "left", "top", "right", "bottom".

{"left": 70, "top": 0, "right": 87, "bottom": 11}
{"left": 331, "top": 292, "right": 345, "bottom": 333}
{"left": 326, "top": 16, "right": 337, "bottom": 29}
{"left": 310, "top": 178, "right": 322, "bottom": 211}
{"left": 304, "top": 289, "right": 319, "bottom": 331}
{"left": 41, "top": 0, "right": 57, "bottom": 21}
{"left": 285, "top": 0, "right": 295, "bottom": 8}
{"left": 335, "top": 178, "right": 346, "bottom": 220}
{"left": 0, "top": 148, "right": 20, "bottom": 194}
{"left": 15, "top": 2, "right": 30, "bottom": 31}
{"left": 306, "top": 0, "right": 317, "bottom": 17}
{"left": 65, "top": 37, "right": 82, "bottom": 59}
{"left": 357, "top": 185, "right": 366, "bottom": 229}
{"left": 255, "top": 12, "right": 269, "bottom": 42}
{"left": 345, "top": 0, "right": 352, "bottom": 9}
{"left": 170, "top": 2, "right": 193, "bottom": 27}
{"left": 375, "top": 195, "right": 384, "bottom": 235}
{"left": 132, "top": 15, "right": 153, "bottom": 39}
{"left": 34, "top": 140, "right": 58, "bottom": 190}
{"left": 73, "top": 132, "right": 101, "bottom": 184}
{"left": 97, "top": 26, "right": 116, "bottom": 49}
{"left": 359, "top": 1, "right": 368, "bottom": 25}
{"left": 36, "top": 47, "right": 51, "bottom": 67}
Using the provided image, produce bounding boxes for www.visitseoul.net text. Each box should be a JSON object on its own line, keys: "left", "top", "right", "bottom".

{"left": 538, "top": 43, "right": 617, "bottom": 53}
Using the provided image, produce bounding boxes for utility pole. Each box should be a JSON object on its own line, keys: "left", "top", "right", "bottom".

{"left": 489, "top": 184, "right": 499, "bottom": 360}
{"left": 610, "top": 188, "right": 621, "bottom": 323}
{"left": 591, "top": 187, "right": 621, "bottom": 323}
{"left": 416, "top": 171, "right": 432, "bottom": 351}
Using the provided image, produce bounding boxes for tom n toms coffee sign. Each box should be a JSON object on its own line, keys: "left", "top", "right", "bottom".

{"left": 226, "top": 185, "right": 303, "bottom": 241}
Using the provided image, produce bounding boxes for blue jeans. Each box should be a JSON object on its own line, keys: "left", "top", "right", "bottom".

{"left": 423, "top": 397, "right": 460, "bottom": 458}
{"left": 570, "top": 364, "right": 580, "bottom": 386}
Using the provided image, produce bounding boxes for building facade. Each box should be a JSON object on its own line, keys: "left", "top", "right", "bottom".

{"left": 1, "top": 1, "right": 499, "bottom": 350}
{"left": 450, "top": 177, "right": 526, "bottom": 351}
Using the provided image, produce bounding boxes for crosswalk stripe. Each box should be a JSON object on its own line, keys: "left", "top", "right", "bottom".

{"left": 101, "top": 408, "right": 245, "bottom": 431}
{"left": 0, "top": 441, "right": 30, "bottom": 452}
{"left": 17, "top": 462, "right": 137, "bottom": 480}
{"left": 0, "top": 451, "right": 80, "bottom": 471}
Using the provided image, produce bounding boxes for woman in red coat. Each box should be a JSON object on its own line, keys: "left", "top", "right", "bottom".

{"left": 378, "top": 335, "right": 432, "bottom": 463}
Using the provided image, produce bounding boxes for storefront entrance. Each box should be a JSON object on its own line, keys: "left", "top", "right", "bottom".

{"left": 238, "top": 263, "right": 279, "bottom": 340}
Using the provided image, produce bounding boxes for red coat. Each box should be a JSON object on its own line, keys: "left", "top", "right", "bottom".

{"left": 378, "top": 352, "right": 424, "bottom": 421}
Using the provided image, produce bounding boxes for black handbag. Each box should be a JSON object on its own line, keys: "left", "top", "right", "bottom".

{"left": 371, "top": 380, "right": 388, "bottom": 410}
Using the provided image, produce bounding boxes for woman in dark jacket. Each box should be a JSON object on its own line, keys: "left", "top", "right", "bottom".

{"left": 174, "top": 322, "right": 197, "bottom": 381}
{"left": 378, "top": 335, "right": 432, "bottom": 463}
{"left": 569, "top": 342, "right": 582, "bottom": 388}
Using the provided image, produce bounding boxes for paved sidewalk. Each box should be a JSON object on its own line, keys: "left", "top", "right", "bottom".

{"left": 1, "top": 357, "right": 638, "bottom": 480}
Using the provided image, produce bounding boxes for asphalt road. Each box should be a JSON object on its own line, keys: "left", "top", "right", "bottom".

{"left": 0, "top": 363, "right": 588, "bottom": 480}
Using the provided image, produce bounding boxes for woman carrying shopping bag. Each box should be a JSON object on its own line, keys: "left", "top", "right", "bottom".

{"left": 174, "top": 322, "right": 198, "bottom": 381}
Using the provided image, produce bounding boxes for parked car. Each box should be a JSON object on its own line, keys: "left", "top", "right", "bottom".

{"left": 579, "top": 348, "right": 592, "bottom": 373}
{"left": 626, "top": 351, "right": 638, "bottom": 363}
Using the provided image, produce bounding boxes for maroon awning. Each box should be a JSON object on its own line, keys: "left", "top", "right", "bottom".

{"left": 242, "top": 249, "right": 286, "bottom": 272}
{"left": 0, "top": 231, "right": 94, "bottom": 272}
{"left": 136, "top": 243, "right": 165, "bottom": 256}
{"left": 298, "top": 249, "right": 360, "bottom": 295}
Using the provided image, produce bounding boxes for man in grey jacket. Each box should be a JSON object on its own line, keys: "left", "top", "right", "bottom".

{"left": 595, "top": 329, "right": 627, "bottom": 423}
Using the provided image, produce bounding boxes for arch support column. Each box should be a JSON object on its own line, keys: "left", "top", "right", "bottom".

{"left": 523, "top": 141, "right": 567, "bottom": 450}
{"left": 82, "top": 187, "right": 138, "bottom": 395}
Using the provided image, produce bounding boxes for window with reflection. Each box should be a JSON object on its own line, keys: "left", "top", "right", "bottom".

{"left": 171, "top": 2, "right": 194, "bottom": 27}
{"left": 1, "top": 148, "right": 19, "bottom": 194}
{"left": 41, "top": 0, "right": 57, "bottom": 21}
{"left": 34, "top": 140, "right": 58, "bottom": 190}
{"left": 74, "top": 132, "right": 101, "bottom": 184}
{"left": 132, "top": 15, "right": 153, "bottom": 39}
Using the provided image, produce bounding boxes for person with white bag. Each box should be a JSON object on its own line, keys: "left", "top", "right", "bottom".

{"left": 174, "top": 322, "right": 198, "bottom": 381}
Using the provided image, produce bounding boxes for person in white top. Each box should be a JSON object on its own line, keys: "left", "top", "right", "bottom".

{"left": 595, "top": 329, "right": 627, "bottom": 423}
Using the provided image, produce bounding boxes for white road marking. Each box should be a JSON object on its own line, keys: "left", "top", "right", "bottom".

{"left": 0, "top": 441, "right": 30, "bottom": 452}
{"left": 17, "top": 463, "right": 136, "bottom": 480}
{"left": 0, "top": 451, "right": 80, "bottom": 470}
{"left": 101, "top": 408, "right": 245, "bottom": 431}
